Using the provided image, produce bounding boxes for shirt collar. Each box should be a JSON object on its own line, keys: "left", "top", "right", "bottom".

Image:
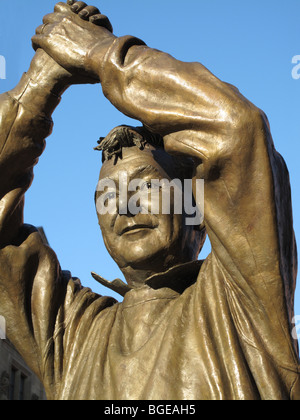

{"left": 92, "top": 260, "right": 203, "bottom": 298}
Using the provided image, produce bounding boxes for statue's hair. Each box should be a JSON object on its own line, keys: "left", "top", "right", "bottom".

{"left": 95, "top": 125, "right": 164, "bottom": 164}
{"left": 95, "top": 124, "right": 195, "bottom": 183}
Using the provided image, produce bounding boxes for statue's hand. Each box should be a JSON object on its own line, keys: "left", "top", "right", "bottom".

{"left": 32, "top": 1, "right": 114, "bottom": 84}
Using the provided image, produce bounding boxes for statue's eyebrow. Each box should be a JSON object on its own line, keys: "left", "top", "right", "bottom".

{"left": 131, "top": 164, "right": 162, "bottom": 179}
{"left": 101, "top": 165, "right": 163, "bottom": 184}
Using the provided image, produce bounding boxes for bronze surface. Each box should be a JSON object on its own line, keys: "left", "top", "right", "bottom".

{"left": 0, "top": 1, "right": 299, "bottom": 400}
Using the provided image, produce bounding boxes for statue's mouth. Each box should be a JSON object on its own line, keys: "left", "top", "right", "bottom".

{"left": 121, "top": 224, "right": 155, "bottom": 236}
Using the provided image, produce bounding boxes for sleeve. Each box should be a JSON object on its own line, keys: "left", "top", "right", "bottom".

{"left": 0, "top": 74, "right": 116, "bottom": 399}
{"left": 96, "top": 37, "right": 299, "bottom": 365}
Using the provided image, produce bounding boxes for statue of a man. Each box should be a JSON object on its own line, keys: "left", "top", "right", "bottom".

{"left": 0, "top": 1, "right": 299, "bottom": 400}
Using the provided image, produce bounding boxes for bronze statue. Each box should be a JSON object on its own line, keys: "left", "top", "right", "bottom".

{"left": 0, "top": 1, "right": 299, "bottom": 400}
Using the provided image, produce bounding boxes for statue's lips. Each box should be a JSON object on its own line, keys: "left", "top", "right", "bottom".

{"left": 120, "top": 224, "right": 156, "bottom": 236}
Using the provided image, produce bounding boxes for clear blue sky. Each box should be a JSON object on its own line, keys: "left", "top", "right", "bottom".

{"left": 0, "top": 0, "right": 299, "bottom": 323}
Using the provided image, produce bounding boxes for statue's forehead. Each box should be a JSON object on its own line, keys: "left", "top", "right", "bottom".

{"left": 99, "top": 146, "right": 169, "bottom": 180}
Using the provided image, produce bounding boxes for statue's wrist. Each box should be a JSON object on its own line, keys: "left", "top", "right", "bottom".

{"left": 26, "top": 49, "right": 73, "bottom": 96}
{"left": 8, "top": 72, "right": 62, "bottom": 117}
{"left": 8, "top": 50, "right": 68, "bottom": 117}
{"left": 86, "top": 34, "right": 116, "bottom": 80}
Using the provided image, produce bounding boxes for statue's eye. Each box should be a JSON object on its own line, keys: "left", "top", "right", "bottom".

{"left": 145, "top": 181, "right": 152, "bottom": 189}
{"left": 103, "top": 191, "right": 117, "bottom": 205}
{"left": 140, "top": 181, "right": 160, "bottom": 191}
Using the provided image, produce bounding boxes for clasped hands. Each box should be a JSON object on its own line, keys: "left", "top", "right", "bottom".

{"left": 32, "top": 0, "right": 115, "bottom": 85}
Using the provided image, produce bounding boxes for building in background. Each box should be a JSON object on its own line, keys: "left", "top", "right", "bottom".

{"left": 0, "top": 339, "right": 46, "bottom": 400}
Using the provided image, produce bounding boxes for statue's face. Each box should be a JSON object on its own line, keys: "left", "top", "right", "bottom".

{"left": 96, "top": 145, "right": 195, "bottom": 271}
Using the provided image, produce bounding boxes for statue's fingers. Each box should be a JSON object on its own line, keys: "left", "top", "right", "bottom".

{"left": 32, "top": 34, "right": 45, "bottom": 52}
{"left": 90, "top": 14, "right": 113, "bottom": 32}
{"left": 43, "top": 13, "right": 61, "bottom": 25}
{"left": 67, "top": 0, "right": 75, "bottom": 5}
{"left": 78, "top": 6, "right": 101, "bottom": 20}
{"left": 35, "top": 26, "right": 44, "bottom": 36}
{"left": 35, "top": 23, "right": 53, "bottom": 35}
{"left": 54, "top": 2, "right": 70, "bottom": 13}
{"left": 70, "top": 1, "right": 88, "bottom": 13}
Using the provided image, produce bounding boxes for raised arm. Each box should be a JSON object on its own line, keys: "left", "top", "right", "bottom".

{"left": 0, "top": 50, "right": 71, "bottom": 245}
{"left": 0, "top": 1, "right": 116, "bottom": 248}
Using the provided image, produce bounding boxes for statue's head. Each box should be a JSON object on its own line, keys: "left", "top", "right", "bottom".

{"left": 95, "top": 125, "right": 206, "bottom": 286}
